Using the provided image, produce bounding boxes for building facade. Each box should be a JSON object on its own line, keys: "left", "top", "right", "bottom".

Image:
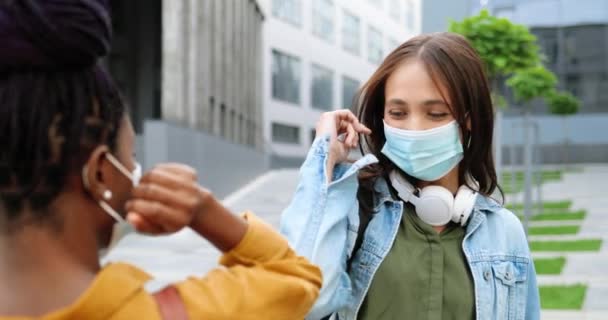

{"left": 107, "top": 0, "right": 267, "bottom": 197}
{"left": 257, "top": 0, "right": 421, "bottom": 165}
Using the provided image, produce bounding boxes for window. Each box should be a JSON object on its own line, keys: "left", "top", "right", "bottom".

{"left": 389, "top": 0, "right": 401, "bottom": 22}
{"left": 311, "top": 64, "right": 334, "bottom": 110}
{"left": 342, "top": 76, "right": 360, "bottom": 110}
{"left": 404, "top": 0, "right": 415, "bottom": 31}
{"left": 368, "top": 26, "right": 383, "bottom": 64}
{"left": 272, "top": 122, "right": 300, "bottom": 144}
{"left": 272, "top": 50, "right": 301, "bottom": 105}
{"left": 342, "top": 10, "right": 361, "bottom": 55}
{"left": 312, "top": 0, "right": 335, "bottom": 43}
{"left": 272, "top": 0, "right": 301, "bottom": 26}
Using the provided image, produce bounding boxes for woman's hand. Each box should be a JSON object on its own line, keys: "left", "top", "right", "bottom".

{"left": 125, "top": 163, "right": 248, "bottom": 251}
{"left": 125, "top": 163, "right": 208, "bottom": 234}
{"left": 314, "top": 109, "right": 371, "bottom": 182}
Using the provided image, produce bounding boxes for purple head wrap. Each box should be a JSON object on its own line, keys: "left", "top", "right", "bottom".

{"left": 0, "top": 0, "right": 112, "bottom": 70}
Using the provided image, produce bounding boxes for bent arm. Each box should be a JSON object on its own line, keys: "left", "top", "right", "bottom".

{"left": 177, "top": 212, "right": 322, "bottom": 320}
{"left": 280, "top": 136, "right": 377, "bottom": 319}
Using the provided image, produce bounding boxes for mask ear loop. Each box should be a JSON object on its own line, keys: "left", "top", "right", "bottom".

{"left": 81, "top": 163, "right": 124, "bottom": 223}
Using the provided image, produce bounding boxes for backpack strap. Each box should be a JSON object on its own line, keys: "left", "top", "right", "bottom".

{"left": 346, "top": 186, "right": 374, "bottom": 271}
{"left": 152, "top": 285, "right": 189, "bottom": 320}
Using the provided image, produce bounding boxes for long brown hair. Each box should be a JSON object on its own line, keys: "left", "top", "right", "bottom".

{"left": 355, "top": 32, "right": 501, "bottom": 208}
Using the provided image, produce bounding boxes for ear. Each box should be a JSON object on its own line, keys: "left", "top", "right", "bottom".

{"left": 82, "top": 145, "right": 111, "bottom": 202}
{"left": 465, "top": 113, "right": 472, "bottom": 131}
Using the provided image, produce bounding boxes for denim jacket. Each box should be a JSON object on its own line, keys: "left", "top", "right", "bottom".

{"left": 280, "top": 136, "right": 540, "bottom": 320}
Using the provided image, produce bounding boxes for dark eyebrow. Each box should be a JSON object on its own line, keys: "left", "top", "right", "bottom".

{"left": 422, "top": 99, "right": 449, "bottom": 107}
{"left": 386, "top": 98, "right": 407, "bottom": 107}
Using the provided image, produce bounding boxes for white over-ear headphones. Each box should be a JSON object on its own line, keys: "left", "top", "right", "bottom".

{"left": 388, "top": 170, "right": 478, "bottom": 226}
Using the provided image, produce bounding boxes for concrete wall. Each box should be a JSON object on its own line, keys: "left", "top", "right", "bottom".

{"left": 140, "top": 121, "right": 269, "bottom": 198}
{"left": 162, "top": 0, "right": 265, "bottom": 149}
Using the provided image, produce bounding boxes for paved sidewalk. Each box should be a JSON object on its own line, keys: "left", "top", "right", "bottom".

{"left": 507, "top": 165, "right": 608, "bottom": 317}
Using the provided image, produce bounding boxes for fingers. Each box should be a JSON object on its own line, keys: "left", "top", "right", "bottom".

{"left": 337, "top": 121, "right": 359, "bottom": 149}
{"left": 346, "top": 122, "right": 358, "bottom": 148}
{"left": 125, "top": 199, "right": 189, "bottom": 233}
{"left": 148, "top": 163, "right": 198, "bottom": 181}
{"left": 132, "top": 183, "right": 197, "bottom": 209}
{"left": 333, "top": 109, "right": 372, "bottom": 135}
{"left": 127, "top": 212, "right": 165, "bottom": 234}
{"left": 139, "top": 167, "right": 197, "bottom": 191}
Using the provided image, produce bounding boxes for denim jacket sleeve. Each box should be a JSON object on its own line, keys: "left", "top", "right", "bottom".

{"left": 279, "top": 135, "right": 378, "bottom": 320}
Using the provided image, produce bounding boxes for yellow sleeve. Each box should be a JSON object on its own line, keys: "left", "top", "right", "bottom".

{"left": 176, "top": 212, "right": 322, "bottom": 320}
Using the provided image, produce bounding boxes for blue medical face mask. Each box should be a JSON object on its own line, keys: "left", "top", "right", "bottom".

{"left": 381, "top": 120, "right": 464, "bottom": 181}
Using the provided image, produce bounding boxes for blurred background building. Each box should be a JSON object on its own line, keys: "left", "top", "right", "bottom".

{"left": 258, "top": 0, "right": 421, "bottom": 166}
{"left": 103, "top": 0, "right": 606, "bottom": 198}
{"left": 106, "top": 0, "right": 266, "bottom": 197}
{"left": 423, "top": 0, "right": 608, "bottom": 164}
{"left": 105, "top": 0, "right": 422, "bottom": 195}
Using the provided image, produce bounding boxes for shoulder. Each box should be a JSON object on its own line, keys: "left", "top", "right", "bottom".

{"left": 473, "top": 195, "right": 530, "bottom": 253}
{"left": 100, "top": 262, "right": 153, "bottom": 283}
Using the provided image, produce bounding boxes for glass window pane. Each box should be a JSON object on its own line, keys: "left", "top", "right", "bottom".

{"left": 272, "top": 122, "right": 300, "bottom": 144}
{"left": 312, "top": 0, "right": 335, "bottom": 43}
{"left": 272, "top": 50, "right": 301, "bottom": 105}
{"left": 368, "top": 26, "right": 383, "bottom": 64}
{"left": 272, "top": 0, "right": 302, "bottom": 26}
{"left": 342, "top": 76, "right": 360, "bottom": 110}
{"left": 311, "top": 64, "right": 334, "bottom": 111}
{"left": 342, "top": 10, "right": 360, "bottom": 55}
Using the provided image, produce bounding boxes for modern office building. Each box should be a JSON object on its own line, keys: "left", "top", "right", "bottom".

{"left": 257, "top": 0, "right": 422, "bottom": 165}
{"left": 106, "top": 0, "right": 267, "bottom": 197}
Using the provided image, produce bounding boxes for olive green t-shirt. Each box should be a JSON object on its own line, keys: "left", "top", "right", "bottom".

{"left": 358, "top": 205, "right": 475, "bottom": 320}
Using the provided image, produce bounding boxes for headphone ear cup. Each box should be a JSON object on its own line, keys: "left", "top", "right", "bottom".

{"left": 416, "top": 186, "right": 455, "bottom": 226}
{"left": 453, "top": 185, "right": 478, "bottom": 225}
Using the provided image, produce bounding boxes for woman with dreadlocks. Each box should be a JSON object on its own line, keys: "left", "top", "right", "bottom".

{"left": 0, "top": 1, "right": 321, "bottom": 319}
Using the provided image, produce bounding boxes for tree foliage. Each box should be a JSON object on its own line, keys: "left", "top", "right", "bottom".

{"left": 506, "top": 66, "right": 557, "bottom": 104}
{"left": 546, "top": 90, "right": 580, "bottom": 116}
{"left": 449, "top": 9, "right": 541, "bottom": 80}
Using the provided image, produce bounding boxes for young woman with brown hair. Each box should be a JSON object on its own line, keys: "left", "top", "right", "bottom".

{"left": 281, "top": 32, "right": 540, "bottom": 320}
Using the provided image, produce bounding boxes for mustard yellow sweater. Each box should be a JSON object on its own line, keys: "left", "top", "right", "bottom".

{"left": 0, "top": 213, "right": 322, "bottom": 320}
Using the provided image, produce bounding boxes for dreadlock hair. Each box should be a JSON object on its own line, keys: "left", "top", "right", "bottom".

{"left": 0, "top": 66, "right": 126, "bottom": 221}
{"left": 0, "top": 0, "right": 123, "bottom": 224}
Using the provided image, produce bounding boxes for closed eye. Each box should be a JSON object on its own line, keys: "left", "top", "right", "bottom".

{"left": 429, "top": 112, "right": 449, "bottom": 119}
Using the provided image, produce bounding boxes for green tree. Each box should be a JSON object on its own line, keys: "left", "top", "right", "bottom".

{"left": 507, "top": 66, "right": 557, "bottom": 104}
{"left": 449, "top": 9, "right": 541, "bottom": 94}
{"left": 546, "top": 90, "right": 581, "bottom": 164}
{"left": 450, "top": 9, "right": 543, "bottom": 185}
{"left": 546, "top": 91, "right": 580, "bottom": 116}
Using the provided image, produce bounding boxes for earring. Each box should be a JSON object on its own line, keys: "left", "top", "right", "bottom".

{"left": 103, "top": 190, "right": 112, "bottom": 200}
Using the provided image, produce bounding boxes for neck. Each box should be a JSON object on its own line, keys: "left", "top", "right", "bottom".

{"left": 0, "top": 197, "right": 101, "bottom": 316}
